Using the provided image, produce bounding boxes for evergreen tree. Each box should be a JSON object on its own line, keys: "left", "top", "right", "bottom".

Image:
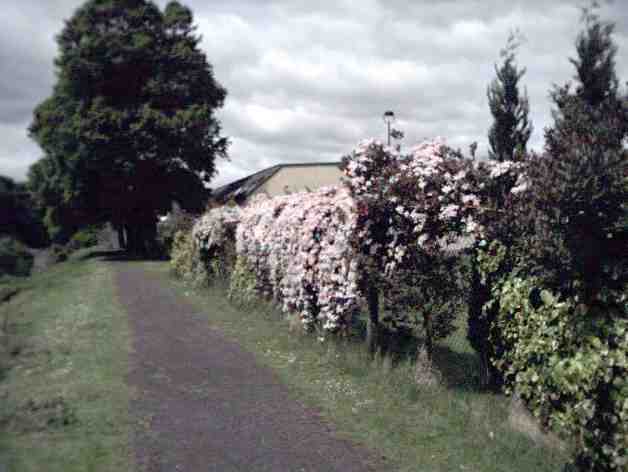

{"left": 486, "top": 29, "right": 533, "bottom": 162}
{"left": 28, "top": 0, "right": 228, "bottom": 255}
{"left": 469, "top": 29, "right": 532, "bottom": 389}
{"left": 570, "top": 1, "right": 620, "bottom": 109}
{"left": 545, "top": 1, "right": 627, "bottom": 159}
{"left": 540, "top": 0, "right": 628, "bottom": 304}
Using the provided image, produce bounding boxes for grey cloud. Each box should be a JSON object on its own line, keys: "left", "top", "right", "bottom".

{"left": 1, "top": 0, "right": 627, "bottom": 189}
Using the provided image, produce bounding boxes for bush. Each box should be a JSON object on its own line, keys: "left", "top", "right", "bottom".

{"left": 382, "top": 251, "right": 468, "bottom": 348}
{"left": 67, "top": 225, "right": 102, "bottom": 251}
{"left": 157, "top": 208, "right": 196, "bottom": 257}
{"left": 191, "top": 206, "right": 239, "bottom": 284}
{"left": 493, "top": 275, "right": 627, "bottom": 471}
{"left": 0, "top": 175, "right": 48, "bottom": 248}
{"left": 0, "top": 236, "right": 34, "bottom": 277}
{"left": 50, "top": 244, "right": 69, "bottom": 262}
{"left": 169, "top": 229, "right": 209, "bottom": 287}
{"left": 227, "top": 255, "right": 258, "bottom": 306}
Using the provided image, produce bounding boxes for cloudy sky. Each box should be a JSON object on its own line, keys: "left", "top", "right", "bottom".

{"left": 1, "top": 0, "right": 626, "bottom": 188}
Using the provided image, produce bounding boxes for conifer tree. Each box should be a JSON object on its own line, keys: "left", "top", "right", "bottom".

{"left": 538, "top": 0, "right": 628, "bottom": 304}
{"left": 486, "top": 29, "right": 533, "bottom": 162}
{"left": 546, "top": 1, "right": 626, "bottom": 158}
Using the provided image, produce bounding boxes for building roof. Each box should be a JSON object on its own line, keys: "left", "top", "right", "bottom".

{"left": 211, "top": 162, "right": 342, "bottom": 204}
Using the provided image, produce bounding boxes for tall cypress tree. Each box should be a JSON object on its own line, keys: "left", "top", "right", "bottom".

{"left": 545, "top": 1, "right": 626, "bottom": 158}
{"left": 468, "top": 29, "right": 533, "bottom": 390}
{"left": 486, "top": 29, "right": 533, "bottom": 162}
{"left": 570, "top": 1, "right": 620, "bottom": 109}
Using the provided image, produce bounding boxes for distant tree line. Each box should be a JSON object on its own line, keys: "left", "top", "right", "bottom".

{"left": 0, "top": 174, "right": 48, "bottom": 248}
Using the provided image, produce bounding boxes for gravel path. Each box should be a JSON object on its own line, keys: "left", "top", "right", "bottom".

{"left": 115, "top": 262, "right": 381, "bottom": 472}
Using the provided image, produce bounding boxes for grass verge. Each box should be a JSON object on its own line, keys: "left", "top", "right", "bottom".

{"left": 145, "top": 261, "right": 571, "bottom": 472}
{"left": 0, "top": 250, "right": 132, "bottom": 472}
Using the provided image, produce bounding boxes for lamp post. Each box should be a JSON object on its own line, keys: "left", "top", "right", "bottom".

{"left": 383, "top": 110, "right": 395, "bottom": 146}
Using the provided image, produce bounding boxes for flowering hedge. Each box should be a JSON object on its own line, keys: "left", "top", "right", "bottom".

{"left": 341, "top": 138, "right": 527, "bottom": 271}
{"left": 170, "top": 205, "right": 240, "bottom": 285}
{"left": 236, "top": 187, "right": 360, "bottom": 331}
{"left": 191, "top": 205, "right": 240, "bottom": 253}
{"left": 190, "top": 138, "right": 525, "bottom": 339}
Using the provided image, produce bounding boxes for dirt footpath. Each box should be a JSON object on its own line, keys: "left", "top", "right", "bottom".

{"left": 115, "top": 262, "right": 381, "bottom": 472}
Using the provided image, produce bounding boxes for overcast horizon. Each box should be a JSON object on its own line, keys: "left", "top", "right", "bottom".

{"left": 1, "top": 0, "right": 626, "bottom": 188}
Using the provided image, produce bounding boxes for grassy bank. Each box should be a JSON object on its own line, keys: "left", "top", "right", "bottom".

{"left": 145, "top": 261, "right": 571, "bottom": 472}
{"left": 0, "top": 251, "right": 132, "bottom": 471}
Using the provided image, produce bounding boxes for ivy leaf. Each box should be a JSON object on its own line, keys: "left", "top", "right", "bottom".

{"left": 540, "top": 289, "right": 555, "bottom": 306}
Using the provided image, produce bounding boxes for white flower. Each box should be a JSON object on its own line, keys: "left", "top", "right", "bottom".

{"left": 462, "top": 195, "right": 480, "bottom": 207}
{"left": 453, "top": 170, "right": 467, "bottom": 181}
{"left": 439, "top": 204, "right": 459, "bottom": 220}
{"left": 488, "top": 161, "right": 514, "bottom": 179}
{"left": 510, "top": 182, "right": 529, "bottom": 194}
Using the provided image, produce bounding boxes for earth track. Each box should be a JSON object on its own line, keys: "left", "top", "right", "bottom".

{"left": 114, "top": 262, "right": 380, "bottom": 472}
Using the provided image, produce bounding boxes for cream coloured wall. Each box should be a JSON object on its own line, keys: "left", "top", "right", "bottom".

{"left": 252, "top": 165, "right": 342, "bottom": 198}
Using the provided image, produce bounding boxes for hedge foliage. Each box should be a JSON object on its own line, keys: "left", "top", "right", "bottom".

{"left": 157, "top": 207, "right": 197, "bottom": 257}
{"left": 67, "top": 225, "right": 102, "bottom": 251}
{"left": 493, "top": 275, "right": 627, "bottom": 470}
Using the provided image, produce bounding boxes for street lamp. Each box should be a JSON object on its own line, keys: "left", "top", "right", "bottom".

{"left": 383, "top": 110, "right": 395, "bottom": 146}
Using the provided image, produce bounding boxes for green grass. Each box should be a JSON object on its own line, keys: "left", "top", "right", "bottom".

{"left": 0, "top": 250, "right": 132, "bottom": 471}
{"left": 146, "top": 261, "right": 571, "bottom": 472}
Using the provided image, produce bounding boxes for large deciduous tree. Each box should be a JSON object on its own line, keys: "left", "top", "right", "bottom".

{"left": 486, "top": 29, "right": 533, "bottom": 162}
{"left": 28, "top": 0, "right": 228, "bottom": 255}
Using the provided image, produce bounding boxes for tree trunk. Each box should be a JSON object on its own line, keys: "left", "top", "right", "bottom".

{"left": 124, "top": 216, "right": 158, "bottom": 258}
{"left": 144, "top": 218, "right": 157, "bottom": 257}
{"left": 415, "top": 311, "right": 440, "bottom": 386}
{"left": 116, "top": 225, "right": 126, "bottom": 249}
{"left": 125, "top": 224, "right": 138, "bottom": 255}
{"left": 423, "top": 311, "right": 434, "bottom": 362}
{"left": 478, "top": 351, "right": 491, "bottom": 390}
{"left": 366, "top": 281, "right": 380, "bottom": 358}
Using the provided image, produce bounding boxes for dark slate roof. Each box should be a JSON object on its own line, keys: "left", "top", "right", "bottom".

{"left": 211, "top": 162, "right": 342, "bottom": 204}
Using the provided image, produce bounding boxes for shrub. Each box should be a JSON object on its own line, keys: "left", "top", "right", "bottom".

{"left": 382, "top": 250, "right": 468, "bottom": 351}
{"left": 191, "top": 205, "right": 239, "bottom": 283}
{"left": 50, "top": 244, "right": 69, "bottom": 262}
{"left": 0, "top": 236, "right": 34, "bottom": 277}
{"left": 67, "top": 225, "right": 102, "bottom": 251}
{"left": 227, "top": 255, "right": 258, "bottom": 306}
{"left": 169, "top": 229, "right": 210, "bottom": 287}
{"left": 170, "top": 229, "right": 194, "bottom": 279}
{"left": 157, "top": 207, "right": 196, "bottom": 257}
{"left": 493, "top": 275, "right": 627, "bottom": 471}
{"left": 0, "top": 175, "right": 48, "bottom": 248}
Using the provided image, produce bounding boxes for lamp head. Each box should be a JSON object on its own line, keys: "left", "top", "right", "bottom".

{"left": 383, "top": 110, "right": 395, "bottom": 123}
